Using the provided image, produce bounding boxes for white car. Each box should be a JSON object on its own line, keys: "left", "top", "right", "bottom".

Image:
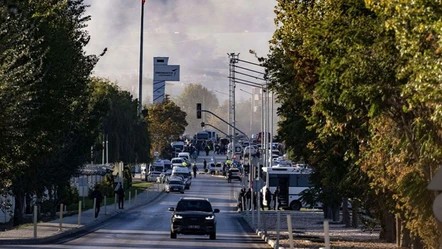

{"left": 243, "top": 145, "right": 258, "bottom": 156}
{"left": 178, "top": 152, "right": 191, "bottom": 162}
{"left": 171, "top": 157, "right": 185, "bottom": 168}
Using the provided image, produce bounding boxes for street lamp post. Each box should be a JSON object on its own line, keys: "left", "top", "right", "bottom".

{"left": 138, "top": 0, "right": 146, "bottom": 115}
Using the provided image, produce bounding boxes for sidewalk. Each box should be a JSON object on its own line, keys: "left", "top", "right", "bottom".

{"left": 0, "top": 183, "right": 166, "bottom": 245}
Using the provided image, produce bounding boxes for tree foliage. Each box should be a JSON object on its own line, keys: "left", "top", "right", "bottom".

{"left": 0, "top": 0, "right": 152, "bottom": 225}
{"left": 264, "top": 0, "right": 442, "bottom": 247}
{"left": 90, "top": 77, "right": 151, "bottom": 164}
{"left": 148, "top": 100, "right": 187, "bottom": 154}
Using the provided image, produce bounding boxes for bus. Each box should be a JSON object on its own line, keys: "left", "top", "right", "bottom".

{"left": 261, "top": 166, "right": 313, "bottom": 210}
{"left": 195, "top": 131, "right": 209, "bottom": 141}
{"left": 205, "top": 130, "right": 217, "bottom": 143}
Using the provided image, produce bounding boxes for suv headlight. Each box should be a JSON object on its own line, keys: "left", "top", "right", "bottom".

{"left": 173, "top": 214, "right": 183, "bottom": 219}
{"left": 205, "top": 215, "right": 215, "bottom": 220}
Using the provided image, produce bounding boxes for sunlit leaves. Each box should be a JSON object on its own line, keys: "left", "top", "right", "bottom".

{"left": 148, "top": 100, "right": 187, "bottom": 153}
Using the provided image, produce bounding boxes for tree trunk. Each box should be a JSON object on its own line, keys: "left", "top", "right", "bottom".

{"left": 341, "top": 197, "right": 351, "bottom": 227}
{"left": 438, "top": 220, "right": 442, "bottom": 249}
{"left": 396, "top": 215, "right": 401, "bottom": 247}
{"left": 332, "top": 206, "right": 340, "bottom": 222}
{"left": 351, "top": 199, "right": 359, "bottom": 228}
{"left": 13, "top": 193, "right": 25, "bottom": 226}
{"left": 401, "top": 224, "right": 411, "bottom": 249}
{"left": 379, "top": 209, "right": 395, "bottom": 242}
{"left": 49, "top": 185, "right": 56, "bottom": 218}
{"left": 412, "top": 236, "right": 424, "bottom": 249}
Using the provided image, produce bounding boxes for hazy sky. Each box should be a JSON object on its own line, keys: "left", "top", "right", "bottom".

{"left": 83, "top": 0, "right": 276, "bottom": 104}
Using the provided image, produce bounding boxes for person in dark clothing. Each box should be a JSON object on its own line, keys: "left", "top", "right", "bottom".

{"left": 273, "top": 186, "right": 280, "bottom": 210}
{"left": 203, "top": 159, "right": 207, "bottom": 171}
{"left": 192, "top": 163, "right": 198, "bottom": 178}
{"left": 256, "top": 150, "right": 261, "bottom": 159}
{"left": 265, "top": 188, "right": 272, "bottom": 210}
{"left": 91, "top": 185, "right": 103, "bottom": 218}
{"left": 215, "top": 144, "right": 220, "bottom": 154}
{"left": 253, "top": 191, "right": 257, "bottom": 210}
{"left": 205, "top": 145, "right": 210, "bottom": 156}
{"left": 227, "top": 170, "right": 232, "bottom": 183}
{"left": 246, "top": 188, "right": 252, "bottom": 210}
{"left": 237, "top": 188, "right": 245, "bottom": 211}
{"left": 116, "top": 184, "right": 125, "bottom": 209}
{"left": 260, "top": 192, "right": 265, "bottom": 211}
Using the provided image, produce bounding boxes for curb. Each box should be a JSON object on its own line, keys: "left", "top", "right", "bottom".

{"left": 241, "top": 214, "right": 286, "bottom": 249}
{"left": 0, "top": 190, "right": 166, "bottom": 245}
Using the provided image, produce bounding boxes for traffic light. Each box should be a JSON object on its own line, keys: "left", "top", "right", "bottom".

{"left": 196, "top": 103, "right": 201, "bottom": 119}
{"left": 201, "top": 122, "right": 205, "bottom": 128}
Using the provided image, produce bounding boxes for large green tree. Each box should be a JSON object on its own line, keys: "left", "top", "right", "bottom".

{"left": 265, "top": 0, "right": 442, "bottom": 247}
{"left": 148, "top": 99, "right": 187, "bottom": 155}
{"left": 90, "top": 78, "right": 151, "bottom": 165}
{"left": 0, "top": 0, "right": 102, "bottom": 224}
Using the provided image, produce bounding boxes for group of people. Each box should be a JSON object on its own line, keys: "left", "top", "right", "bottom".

{"left": 237, "top": 186, "right": 282, "bottom": 211}
{"left": 90, "top": 182, "right": 126, "bottom": 218}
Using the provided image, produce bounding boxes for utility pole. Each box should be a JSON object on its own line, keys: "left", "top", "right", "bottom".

{"left": 138, "top": 0, "right": 145, "bottom": 115}
{"left": 228, "top": 53, "right": 240, "bottom": 158}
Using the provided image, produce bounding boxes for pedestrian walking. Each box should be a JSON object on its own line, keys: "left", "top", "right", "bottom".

{"left": 116, "top": 184, "right": 125, "bottom": 209}
{"left": 203, "top": 159, "right": 207, "bottom": 171}
{"left": 238, "top": 188, "right": 245, "bottom": 211}
{"left": 205, "top": 145, "right": 210, "bottom": 156}
{"left": 91, "top": 184, "right": 103, "bottom": 218}
{"left": 192, "top": 163, "right": 198, "bottom": 178}
{"left": 265, "top": 188, "right": 272, "bottom": 210}
{"left": 227, "top": 169, "right": 232, "bottom": 183}
{"left": 246, "top": 188, "right": 252, "bottom": 210}
{"left": 260, "top": 191, "right": 265, "bottom": 211}
{"left": 273, "top": 186, "right": 280, "bottom": 210}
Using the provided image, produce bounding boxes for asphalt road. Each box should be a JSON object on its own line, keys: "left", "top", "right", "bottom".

{"left": 2, "top": 154, "right": 268, "bottom": 249}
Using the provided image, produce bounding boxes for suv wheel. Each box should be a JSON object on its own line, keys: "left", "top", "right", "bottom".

{"left": 170, "top": 231, "right": 177, "bottom": 239}
{"left": 209, "top": 232, "right": 216, "bottom": 240}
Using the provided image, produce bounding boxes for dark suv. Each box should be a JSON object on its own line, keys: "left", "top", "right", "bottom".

{"left": 168, "top": 197, "right": 220, "bottom": 240}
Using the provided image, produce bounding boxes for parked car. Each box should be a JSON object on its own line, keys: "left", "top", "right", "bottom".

{"left": 169, "top": 197, "right": 220, "bottom": 240}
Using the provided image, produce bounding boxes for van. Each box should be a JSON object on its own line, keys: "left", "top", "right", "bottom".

{"left": 146, "top": 159, "right": 165, "bottom": 182}
{"left": 163, "top": 159, "right": 172, "bottom": 172}
{"left": 208, "top": 157, "right": 223, "bottom": 175}
{"left": 171, "top": 141, "right": 185, "bottom": 157}
{"left": 171, "top": 166, "right": 192, "bottom": 189}
{"left": 171, "top": 157, "right": 185, "bottom": 167}
{"left": 178, "top": 152, "right": 191, "bottom": 162}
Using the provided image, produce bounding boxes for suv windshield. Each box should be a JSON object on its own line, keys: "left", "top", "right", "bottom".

{"left": 173, "top": 172, "right": 190, "bottom": 178}
{"left": 176, "top": 200, "right": 213, "bottom": 212}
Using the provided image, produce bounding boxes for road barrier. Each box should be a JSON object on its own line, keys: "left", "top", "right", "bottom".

{"left": 287, "top": 214, "right": 294, "bottom": 249}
